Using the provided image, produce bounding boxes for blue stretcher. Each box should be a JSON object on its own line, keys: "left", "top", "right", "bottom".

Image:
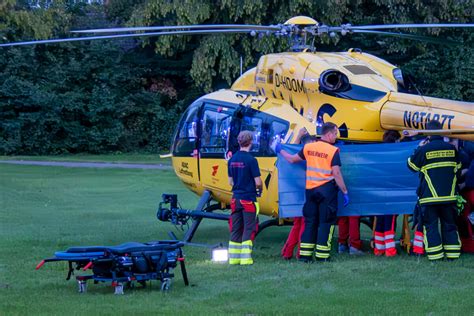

{"left": 36, "top": 240, "right": 189, "bottom": 294}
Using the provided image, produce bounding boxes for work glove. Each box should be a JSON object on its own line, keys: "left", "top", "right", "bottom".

{"left": 270, "top": 136, "right": 282, "bottom": 154}
{"left": 456, "top": 195, "right": 467, "bottom": 215}
{"left": 343, "top": 193, "right": 350, "bottom": 207}
{"left": 275, "top": 142, "right": 282, "bottom": 154}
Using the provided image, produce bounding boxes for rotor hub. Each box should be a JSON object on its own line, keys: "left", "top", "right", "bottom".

{"left": 284, "top": 16, "right": 319, "bottom": 27}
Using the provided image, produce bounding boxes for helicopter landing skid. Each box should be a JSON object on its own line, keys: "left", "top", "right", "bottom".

{"left": 157, "top": 191, "right": 229, "bottom": 243}
{"left": 256, "top": 219, "right": 282, "bottom": 236}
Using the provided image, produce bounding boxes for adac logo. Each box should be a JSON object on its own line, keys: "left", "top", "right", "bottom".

{"left": 212, "top": 165, "right": 219, "bottom": 177}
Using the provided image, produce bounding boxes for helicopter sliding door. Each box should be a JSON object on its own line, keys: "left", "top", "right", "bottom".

{"left": 228, "top": 106, "right": 289, "bottom": 215}
{"left": 198, "top": 103, "right": 236, "bottom": 199}
{"left": 171, "top": 101, "right": 203, "bottom": 195}
{"left": 197, "top": 99, "right": 289, "bottom": 213}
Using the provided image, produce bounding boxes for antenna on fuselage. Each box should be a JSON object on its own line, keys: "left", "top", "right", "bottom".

{"left": 240, "top": 56, "right": 243, "bottom": 76}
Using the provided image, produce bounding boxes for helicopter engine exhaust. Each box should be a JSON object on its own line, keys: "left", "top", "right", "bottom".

{"left": 318, "top": 70, "right": 350, "bottom": 93}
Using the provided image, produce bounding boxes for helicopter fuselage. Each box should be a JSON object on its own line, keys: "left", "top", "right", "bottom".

{"left": 170, "top": 50, "right": 473, "bottom": 218}
{"left": 243, "top": 50, "right": 473, "bottom": 142}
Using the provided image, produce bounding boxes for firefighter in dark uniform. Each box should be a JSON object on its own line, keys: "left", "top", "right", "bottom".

{"left": 276, "top": 122, "right": 349, "bottom": 262}
{"left": 407, "top": 120, "right": 462, "bottom": 261}
{"left": 228, "top": 130, "right": 263, "bottom": 265}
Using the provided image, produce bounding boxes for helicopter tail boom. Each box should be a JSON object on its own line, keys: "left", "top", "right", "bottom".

{"left": 380, "top": 92, "right": 473, "bottom": 141}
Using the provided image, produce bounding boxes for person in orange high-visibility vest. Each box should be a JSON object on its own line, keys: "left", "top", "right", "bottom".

{"left": 281, "top": 128, "right": 315, "bottom": 260}
{"left": 275, "top": 122, "right": 349, "bottom": 262}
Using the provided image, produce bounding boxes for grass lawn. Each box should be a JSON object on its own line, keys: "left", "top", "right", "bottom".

{"left": 1, "top": 162, "right": 473, "bottom": 315}
{"left": 0, "top": 153, "right": 171, "bottom": 165}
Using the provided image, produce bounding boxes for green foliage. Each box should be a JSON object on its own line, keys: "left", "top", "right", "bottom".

{"left": 0, "top": 0, "right": 472, "bottom": 155}
{"left": 128, "top": 0, "right": 473, "bottom": 96}
{"left": 0, "top": 2, "right": 197, "bottom": 155}
{"left": 0, "top": 38, "right": 190, "bottom": 154}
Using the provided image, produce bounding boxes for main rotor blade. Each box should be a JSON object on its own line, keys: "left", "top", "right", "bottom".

{"left": 351, "top": 30, "right": 460, "bottom": 45}
{"left": 0, "top": 29, "right": 258, "bottom": 48}
{"left": 335, "top": 23, "right": 474, "bottom": 31}
{"left": 72, "top": 24, "right": 281, "bottom": 33}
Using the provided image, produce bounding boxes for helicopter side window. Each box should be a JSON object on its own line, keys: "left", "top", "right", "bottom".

{"left": 172, "top": 102, "right": 200, "bottom": 156}
{"left": 240, "top": 116, "right": 263, "bottom": 153}
{"left": 200, "top": 108, "right": 233, "bottom": 154}
{"left": 230, "top": 109, "right": 288, "bottom": 157}
{"left": 268, "top": 121, "right": 288, "bottom": 155}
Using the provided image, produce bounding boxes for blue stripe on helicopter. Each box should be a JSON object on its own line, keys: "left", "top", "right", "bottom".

{"left": 277, "top": 141, "right": 419, "bottom": 217}
{"left": 321, "top": 84, "right": 387, "bottom": 102}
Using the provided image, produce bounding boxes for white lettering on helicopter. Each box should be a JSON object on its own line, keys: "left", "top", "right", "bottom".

{"left": 274, "top": 73, "right": 306, "bottom": 93}
{"left": 403, "top": 111, "right": 455, "bottom": 129}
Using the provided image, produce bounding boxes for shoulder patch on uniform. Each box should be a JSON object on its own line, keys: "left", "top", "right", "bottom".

{"left": 425, "top": 150, "right": 455, "bottom": 159}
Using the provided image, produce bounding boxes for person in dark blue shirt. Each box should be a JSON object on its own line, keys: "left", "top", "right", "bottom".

{"left": 227, "top": 130, "right": 262, "bottom": 265}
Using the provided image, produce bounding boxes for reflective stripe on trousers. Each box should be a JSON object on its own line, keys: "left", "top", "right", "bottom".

{"left": 228, "top": 241, "right": 241, "bottom": 265}
{"left": 424, "top": 227, "right": 444, "bottom": 261}
{"left": 315, "top": 225, "right": 335, "bottom": 260}
{"left": 413, "top": 231, "right": 424, "bottom": 255}
{"left": 384, "top": 230, "right": 397, "bottom": 256}
{"left": 374, "top": 232, "right": 385, "bottom": 250}
{"left": 240, "top": 240, "right": 254, "bottom": 265}
{"left": 299, "top": 242, "right": 315, "bottom": 259}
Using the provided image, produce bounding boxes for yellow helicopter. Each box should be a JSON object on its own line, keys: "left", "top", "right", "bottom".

{"left": 2, "top": 16, "right": 473, "bottom": 240}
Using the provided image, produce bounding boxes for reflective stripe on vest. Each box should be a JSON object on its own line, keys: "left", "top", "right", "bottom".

{"left": 418, "top": 161, "right": 459, "bottom": 205}
{"left": 304, "top": 141, "right": 338, "bottom": 189}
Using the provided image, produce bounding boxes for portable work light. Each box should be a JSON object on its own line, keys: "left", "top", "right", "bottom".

{"left": 212, "top": 248, "right": 228, "bottom": 262}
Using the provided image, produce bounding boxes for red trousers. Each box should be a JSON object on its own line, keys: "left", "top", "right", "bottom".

{"left": 459, "top": 189, "right": 474, "bottom": 253}
{"left": 281, "top": 217, "right": 305, "bottom": 259}
{"left": 337, "top": 216, "right": 362, "bottom": 249}
{"left": 229, "top": 199, "right": 258, "bottom": 243}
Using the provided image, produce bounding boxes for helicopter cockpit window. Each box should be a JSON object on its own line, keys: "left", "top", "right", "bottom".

{"left": 173, "top": 102, "right": 200, "bottom": 156}
{"left": 200, "top": 108, "right": 232, "bottom": 154}
{"left": 240, "top": 116, "right": 262, "bottom": 153}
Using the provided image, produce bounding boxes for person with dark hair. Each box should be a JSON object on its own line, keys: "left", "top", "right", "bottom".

{"left": 296, "top": 127, "right": 319, "bottom": 145}
{"left": 275, "top": 122, "right": 349, "bottom": 262}
{"left": 407, "top": 120, "right": 462, "bottom": 261}
{"left": 382, "top": 130, "right": 401, "bottom": 143}
{"left": 227, "top": 130, "right": 263, "bottom": 265}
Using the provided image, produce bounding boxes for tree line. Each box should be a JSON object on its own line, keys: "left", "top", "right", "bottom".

{"left": 0, "top": 0, "right": 472, "bottom": 155}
